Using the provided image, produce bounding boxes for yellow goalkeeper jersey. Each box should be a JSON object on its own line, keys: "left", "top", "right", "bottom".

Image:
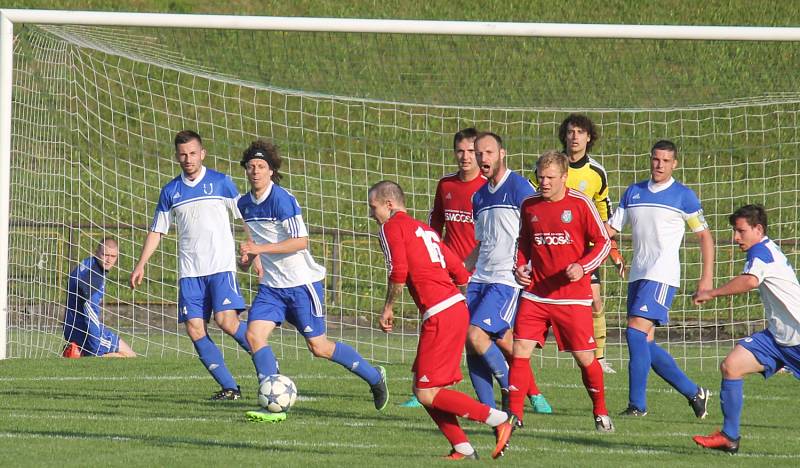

{"left": 532, "top": 154, "right": 612, "bottom": 221}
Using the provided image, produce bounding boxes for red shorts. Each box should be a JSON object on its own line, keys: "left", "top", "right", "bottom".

{"left": 412, "top": 301, "right": 469, "bottom": 389}
{"left": 514, "top": 298, "right": 596, "bottom": 353}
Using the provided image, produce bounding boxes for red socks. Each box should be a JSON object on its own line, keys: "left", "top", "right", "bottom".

{"left": 508, "top": 357, "right": 531, "bottom": 419}
{"left": 431, "top": 388, "right": 491, "bottom": 423}
{"left": 424, "top": 406, "right": 468, "bottom": 446}
{"left": 580, "top": 358, "right": 608, "bottom": 416}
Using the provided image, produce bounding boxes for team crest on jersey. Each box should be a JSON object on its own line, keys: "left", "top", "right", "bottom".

{"left": 579, "top": 180, "right": 588, "bottom": 192}
{"left": 203, "top": 183, "right": 213, "bottom": 195}
{"left": 561, "top": 210, "right": 573, "bottom": 223}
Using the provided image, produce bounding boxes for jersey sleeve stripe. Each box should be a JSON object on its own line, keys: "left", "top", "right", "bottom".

{"left": 378, "top": 225, "right": 393, "bottom": 272}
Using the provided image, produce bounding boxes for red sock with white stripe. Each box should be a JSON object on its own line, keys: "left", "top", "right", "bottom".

{"left": 424, "top": 405, "right": 470, "bottom": 448}
{"left": 509, "top": 357, "right": 531, "bottom": 420}
{"left": 431, "top": 388, "right": 491, "bottom": 424}
{"left": 580, "top": 358, "right": 608, "bottom": 416}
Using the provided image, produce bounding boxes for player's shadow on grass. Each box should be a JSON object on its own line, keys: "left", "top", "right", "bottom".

{"left": 8, "top": 428, "right": 342, "bottom": 456}
{"left": 520, "top": 430, "right": 701, "bottom": 456}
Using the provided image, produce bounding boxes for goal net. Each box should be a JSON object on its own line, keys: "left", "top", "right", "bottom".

{"left": 5, "top": 19, "right": 800, "bottom": 368}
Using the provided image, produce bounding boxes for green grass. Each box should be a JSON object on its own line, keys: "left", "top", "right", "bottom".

{"left": 0, "top": 356, "right": 798, "bottom": 466}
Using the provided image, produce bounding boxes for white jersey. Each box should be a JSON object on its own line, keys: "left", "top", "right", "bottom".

{"left": 743, "top": 237, "right": 800, "bottom": 346}
{"left": 237, "top": 182, "right": 326, "bottom": 288}
{"left": 608, "top": 178, "right": 708, "bottom": 287}
{"left": 470, "top": 169, "right": 535, "bottom": 287}
{"left": 151, "top": 166, "right": 240, "bottom": 279}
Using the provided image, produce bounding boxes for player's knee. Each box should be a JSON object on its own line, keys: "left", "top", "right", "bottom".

{"left": 413, "top": 387, "right": 437, "bottom": 407}
{"left": 246, "top": 329, "right": 265, "bottom": 351}
{"left": 185, "top": 323, "right": 206, "bottom": 341}
{"left": 573, "top": 351, "right": 595, "bottom": 367}
{"left": 720, "top": 358, "right": 738, "bottom": 379}
{"left": 467, "top": 326, "right": 488, "bottom": 348}
{"left": 215, "top": 315, "right": 238, "bottom": 335}
{"left": 307, "top": 338, "right": 334, "bottom": 358}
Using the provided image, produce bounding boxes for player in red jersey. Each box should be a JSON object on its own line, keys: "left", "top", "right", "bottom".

{"left": 369, "top": 180, "right": 516, "bottom": 460}
{"left": 393, "top": 128, "right": 485, "bottom": 409}
{"left": 495, "top": 151, "right": 613, "bottom": 455}
{"left": 428, "top": 127, "right": 486, "bottom": 261}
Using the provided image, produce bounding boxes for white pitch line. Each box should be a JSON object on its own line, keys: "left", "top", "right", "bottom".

{"left": 0, "top": 373, "right": 791, "bottom": 402}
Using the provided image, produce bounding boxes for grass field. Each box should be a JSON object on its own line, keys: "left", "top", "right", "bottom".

{"left": 2, "top": 1, "right": 800, "bottom": 464}
{"left": 0, "top": 356, "right": 798, "bottom": 466}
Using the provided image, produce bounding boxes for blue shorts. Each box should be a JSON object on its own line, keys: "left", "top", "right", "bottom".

{"left": 739, "top": 329, "right": 800, "bottom": 379}
{"left": 466, "top": 282, "right": 519, "bottom": 338}
{"left": 626, "top": 279, "right": 677, "bottom": 326}
{"left": 249, "top": 281, "right": 326, "bottom": 339}
{"left": 178, "top": 271, "right": 246, "bottom": 323}
{"left": 87, "top": 329, "right": 120, "bottom": 357}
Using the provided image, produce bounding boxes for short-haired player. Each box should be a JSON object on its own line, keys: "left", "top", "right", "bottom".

{"left": 464, "top": 132, "right": 552, "bottom": 417}
{"left": 370, "top": 180, "right": 516, "bottom": 460}
{"left": 502, "top": 151, "right": 614, "bottom": 445}
{"left": 63, "top": 238, "right": 135, "bottom": 358}
{"left": 607, "top": 140, "right": 714, "bottom": 418}
{"left": 692, "top": 205, "right": 800, "bottom": 453}
{"left": 130, "top": 130, "right": 251, "bottom": 400}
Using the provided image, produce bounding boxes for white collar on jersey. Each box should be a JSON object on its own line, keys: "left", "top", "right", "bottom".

{"left": 647, "top": 177, "right": 675, "bottom": 193}
{"left": 180, "top": 166, "right": 207, "bottom": 187}
{"left": 487, "top": 167, "right": 512, "bottom": 194}
{"left": 250, "top": 181, "right": 274, "bottom": 204}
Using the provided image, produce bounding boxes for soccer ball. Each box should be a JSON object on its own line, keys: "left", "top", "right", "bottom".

{"left": 258, "top": 374, "right": 297, "bottom": 413}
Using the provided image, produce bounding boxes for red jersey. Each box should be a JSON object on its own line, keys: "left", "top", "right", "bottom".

{"left": 428, "top": 172, "right": 486, "bottom": 261}
{"left": 516, "top": 188, "right": 610, "bottom": 305}
{"left": 379, "top": 211, "right": 471, "bottom": 320}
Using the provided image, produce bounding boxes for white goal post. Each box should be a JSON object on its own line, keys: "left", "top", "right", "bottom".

{"left": 2, "top": 10, "right": 800, "bottom": 361}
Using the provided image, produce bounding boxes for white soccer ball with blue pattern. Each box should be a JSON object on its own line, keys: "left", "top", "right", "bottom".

{"left": 258, "top": 374, "right": 297, "bottom": 413}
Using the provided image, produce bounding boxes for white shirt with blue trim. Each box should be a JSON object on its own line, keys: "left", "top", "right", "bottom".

{"left": 743, "top": 237, "right": 800, "bottom": 346}
{"left": 608, "top": 177, "right": 708, "bottom": 287}
{"left": 151, "top": 166, "right": 240, "bottom": 279}
{"left": 237, "top": 182, "right": 326, "bottom": 288}
{"left": 471, "top": 169, "right": 535, "bottom": 287}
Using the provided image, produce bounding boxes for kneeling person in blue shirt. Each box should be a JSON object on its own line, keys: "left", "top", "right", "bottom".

{"left": 63, "top": 238, "right": 135, "bottom": 358}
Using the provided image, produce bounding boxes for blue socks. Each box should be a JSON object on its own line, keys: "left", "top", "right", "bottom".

{"left": 482, "top": 342, "right": 511, "bottom": 390}
{"left": 466, "top": 343, "right": 510, "bottom": 409}
{"left": 467, "top": 353, "right": 496, "bottom": 408}
{"left": 720, "top": 378, "right": 744, "bottom": 439}
{"left": 231, "top": 321, "right": 252, "bottom": 353}
{"left": 626, "top": 327, "right": 651, "bottom": 411}
{"left": 193, "top": 335, "right": 237, "bottom": 390}
{"left": 649, "top": 340, "right": 698, "bottom": 398}
{"left": 252, "top": 345, "right": 279, "bottom": 384}
{"left": 331, "top": 342, "right": 381, "bottom": 385}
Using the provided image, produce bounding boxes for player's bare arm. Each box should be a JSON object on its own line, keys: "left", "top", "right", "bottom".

{"left": 240, "top": 237, "right": 308, "bottom": 256}
{"left": 695, "top": 228, "right": 715, "bottom": 292}
{"left": 130, "top": 230, "right": 163, "bottom": 289}
{"left": 692, "top": 273, "right": 758, "bottom": 305}
{"left": 380, "top": 281, "right": 404, "bottom": 333}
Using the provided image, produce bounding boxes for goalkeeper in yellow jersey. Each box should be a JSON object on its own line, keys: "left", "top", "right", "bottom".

{"left": 533, "top": 114, "right": 625, "bottom": 373}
